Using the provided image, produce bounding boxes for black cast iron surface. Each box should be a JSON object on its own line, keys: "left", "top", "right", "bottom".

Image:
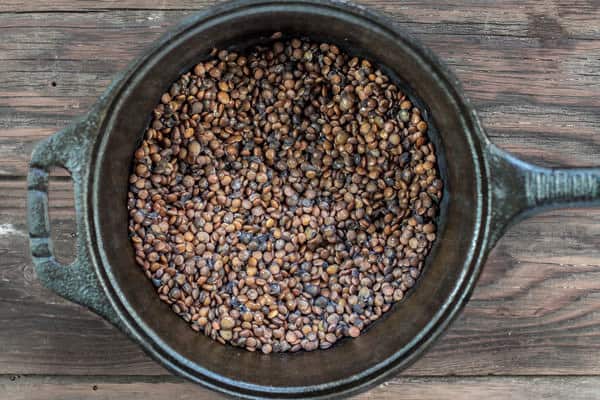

{"left": 27, "top": 0, "right": 600, "bottom": 398}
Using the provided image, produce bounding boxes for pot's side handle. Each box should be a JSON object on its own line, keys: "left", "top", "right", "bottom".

{"left": 486, "top": 143, "right": 600, "bottom": 249}
{"left": 28, "top": 113, "right": 120, "bottom": 326}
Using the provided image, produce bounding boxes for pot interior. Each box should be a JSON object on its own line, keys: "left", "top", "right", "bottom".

{"left": 93, "top": 1, "right": 484, "bottom": 393}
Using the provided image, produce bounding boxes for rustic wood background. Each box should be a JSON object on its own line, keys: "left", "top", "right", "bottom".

{"left": 1, "top": 0, "right": 599, "bottom": 398}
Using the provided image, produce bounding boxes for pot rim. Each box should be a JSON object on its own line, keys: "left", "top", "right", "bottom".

{"left": 88, "top": 0, "right": 491, "bottom": 398}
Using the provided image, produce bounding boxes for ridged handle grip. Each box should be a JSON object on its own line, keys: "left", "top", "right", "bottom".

{"left": 487, "top": 144, "right": 600, "bottom": 248}
{"left": 525, "top": 168, "right": 600, "bottom": 207}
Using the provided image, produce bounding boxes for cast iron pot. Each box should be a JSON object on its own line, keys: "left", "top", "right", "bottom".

{"left": 27, "top": 0, "right": 600, "bottom": 398}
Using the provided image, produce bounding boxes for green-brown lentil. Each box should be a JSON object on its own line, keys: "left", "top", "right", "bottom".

{"left": 128, "top": 34, "right": 443, "bottom": 354}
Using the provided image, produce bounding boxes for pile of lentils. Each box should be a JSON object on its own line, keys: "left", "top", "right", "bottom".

{"left": 128, "top": 34, "right": 443, "bottom": 354}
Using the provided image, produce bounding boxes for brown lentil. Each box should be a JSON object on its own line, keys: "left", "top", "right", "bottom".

{"left": 128, "top": 34, "right": 443, "bottom": 354}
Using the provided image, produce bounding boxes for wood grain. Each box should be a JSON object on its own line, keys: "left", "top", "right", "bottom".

{"left": 3, "top": 375, "right": 600, "bottom": 400}
{"left": 1, "top": 0, "right": 600, "bottom": 397}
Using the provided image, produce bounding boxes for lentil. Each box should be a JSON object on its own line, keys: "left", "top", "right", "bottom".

{"left": 128, "top": 34, "right": 442, "bottom": 353}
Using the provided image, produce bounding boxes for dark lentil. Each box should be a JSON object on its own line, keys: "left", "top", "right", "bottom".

{"left": 128, "top": 34, "right": 443, "bottom": 353}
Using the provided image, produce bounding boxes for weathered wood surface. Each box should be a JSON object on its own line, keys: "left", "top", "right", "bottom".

{"left": 2, "top": 2, "right": 600, "bottom": 176}
{"left": 1, "top": 0, "right": 599, "bottom": 397}
{"left": 3, "top": 375, "right": 600, "bottom": 400}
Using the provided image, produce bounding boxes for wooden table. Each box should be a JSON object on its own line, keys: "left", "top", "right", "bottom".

{"left": 1, "top": 1, "right": 599, "bottom": 398}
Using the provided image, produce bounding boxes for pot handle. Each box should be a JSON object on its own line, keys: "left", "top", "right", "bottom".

{"left": 486, "top": 143, "right": 600, "bottom": 248}
{"left": 28, "top": 115, "right": 120, "bottom": 325}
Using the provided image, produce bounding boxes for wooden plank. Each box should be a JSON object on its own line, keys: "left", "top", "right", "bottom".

{"left": 3, "top": 375, "right": 600, "bottom": 400}
{"left": 1, "top": 0, "right": 599, "bottom": 32}
{"left": 0, "top": 0, "right": 213, "bottom": 11}
{"left": 1, "top": 1, "right": 599, "bottom": 176}
{"left": 1, "top": 180, "right": 599, "bottom": 375}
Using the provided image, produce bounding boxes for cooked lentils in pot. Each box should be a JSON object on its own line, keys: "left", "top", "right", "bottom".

{"left": 128, "top": 34, "right": 443, "bottom": 353}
